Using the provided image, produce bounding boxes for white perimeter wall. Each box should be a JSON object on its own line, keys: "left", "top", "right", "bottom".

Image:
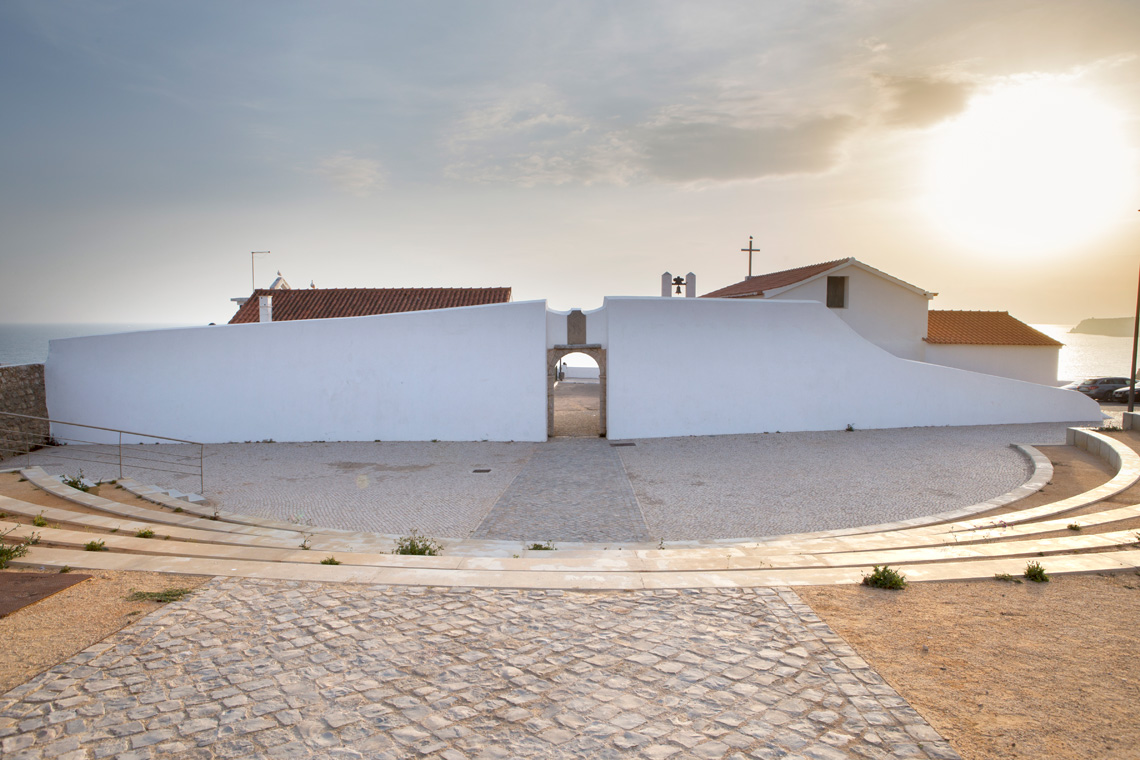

{"left": 604, "top": 297, "right": 1099, "bottom": 440}
{"left": 925, "top": 344, "right": 1060, "bottom": 385}
{"left": 45, "top": 301, "right": 548, "bottom": 443}
{"left": 771, "top": 266, "right": 930, "bottom": 360}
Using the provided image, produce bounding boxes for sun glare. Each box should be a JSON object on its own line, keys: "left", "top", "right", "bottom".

{"left": 925, "top": 77, "right": 1135, "bottom": 255}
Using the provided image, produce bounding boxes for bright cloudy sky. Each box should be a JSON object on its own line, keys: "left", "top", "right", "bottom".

{"left": 1, "top": 0, "right": 1138, "bottom": 325}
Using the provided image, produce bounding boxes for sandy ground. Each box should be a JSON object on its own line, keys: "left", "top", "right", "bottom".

{"left": 552, "top": 380, "right": 601, "bottom": 437}
{"left": 799, "top": 572, "right": 1140, "bottom": 760}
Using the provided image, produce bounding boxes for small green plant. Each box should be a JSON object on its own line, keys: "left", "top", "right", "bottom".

{"left": 1067, "top": 523, "right": 1082, "bottom": 531}
{"left": 173, "top": 506, "right": 183, "bottom": 513}
{"left": 59, "top": 565, "right": 71, "bottom": 574}
{"left": 845, "top": 423, "right": 855, "bottom": 432}
{"left": 320, "top": 556, "right": 341, "bottom": 565}
{"left": 26, "top": 532, "right": 40, "bottom": 546}
{"left": 392, "top": 530, "right": 444, "bottom": 556}
{"left": 994, "top": 573, "right": 1023, "bottom": 584}
{"left": 1024, "top": 560, "right": 1050, "bottom": 583}
{"left": 862, "top": 565, "right": 907, "bottom": 590}
{"left": 527, "top": 541, "right": 556, "bottom": 551}
{"left": 657, "top": 538, "right": 665, "bottom": 550}
{"left": 126, "top": 588, "right": 193, "bottom": 603}
{"left": 33, "top": 512, "right": 47, "bottom": 528}
{"left": 135, "top": 528, "right": 155, "bottom": 539}
{"left": 84, "top": 539, "right": 107, "bottom": 552}
{"left": 0, "top": 526, "right": 34, "bottom": 568}
{"left": 61, "top": 470, "right": 90, "bottom": 492}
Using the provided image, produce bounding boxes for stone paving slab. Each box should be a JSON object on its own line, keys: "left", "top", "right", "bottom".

{"left": 472, "top": 438, "right": 650, "bottom": 543}
{"left": 0, "top": 578, "right": 960, "bottom": 760}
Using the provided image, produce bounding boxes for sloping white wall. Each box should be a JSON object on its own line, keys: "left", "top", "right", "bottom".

{"left": 769, "top": 265, "right": 930, "bottom": 360}
{"left": 925, "top": 344, "right": 1060, "bottom": 385}
{"left": 45, "top": 301, "right": 548, "bottom": 443}
{"left": 604, "top": 297, "right": 1098, "bottom": 440}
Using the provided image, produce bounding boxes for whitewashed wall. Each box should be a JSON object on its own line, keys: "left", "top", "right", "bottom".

{"left": 768, "top": 265, "right": 930, "bottom": 360}
{"left": 45, "top": 301, "right": 548, "bottom": 443}
{"left": 603, "top": 297, "right": 1099, "bottom": 440}
{"left": 925, "top": 344, "right": 1060, "bottom": 385}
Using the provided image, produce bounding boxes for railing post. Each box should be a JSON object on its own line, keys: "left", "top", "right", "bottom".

{"left": 199, "top": 444, "right": 204, "bottom": 496}
{"left": 119, "top": 431, "right": 123, "bottom": 480}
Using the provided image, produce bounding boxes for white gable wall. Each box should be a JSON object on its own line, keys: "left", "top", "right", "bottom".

{"left": 766, "top": 265, "right": 930, "bottom": 360}
{"left": 925, "top": 344, "right": 1059, "bottom": 385}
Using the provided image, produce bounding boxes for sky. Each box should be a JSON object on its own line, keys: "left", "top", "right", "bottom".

{"left": 1, "top": 0, "right": 1138, "bottom": 326}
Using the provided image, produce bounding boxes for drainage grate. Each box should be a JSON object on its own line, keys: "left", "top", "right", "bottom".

{"left": 609, "top": 442, "right": 636, "bottom": 447}
{"left": 472, "top": 468, "right": 491, "bottom": 473}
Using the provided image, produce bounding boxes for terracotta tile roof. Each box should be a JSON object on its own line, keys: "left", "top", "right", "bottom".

{"left": 228, "top": 287, "right": 512, "bottom": 324}
{"left": 701, "top": 259, "right": 851, "bottom": 298}
{"left": 925, "top": 311, "right": 1062, "bottom": 346}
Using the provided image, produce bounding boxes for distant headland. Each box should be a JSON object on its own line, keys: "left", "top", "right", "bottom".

{"left": 1070, "top": 317, "right": 1134, "bottom": 337}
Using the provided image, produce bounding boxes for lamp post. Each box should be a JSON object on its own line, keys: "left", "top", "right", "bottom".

{"left": 1130, "top": 210, "right": 1140, "bottom": 413}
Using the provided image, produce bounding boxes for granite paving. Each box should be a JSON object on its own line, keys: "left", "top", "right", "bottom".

{"left": 0, "top": 578, "right": 961, "bottom": 760}
{"left": 471, "top": 438, "right": 649, "bottom": 543}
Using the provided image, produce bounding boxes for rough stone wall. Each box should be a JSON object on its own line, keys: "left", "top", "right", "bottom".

{"left": 0, "top": 364, "right": 49, "bottom": 460}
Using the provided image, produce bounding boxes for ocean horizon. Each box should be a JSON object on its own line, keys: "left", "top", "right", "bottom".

{"left": 0, "top": 321, "right": 1135, "bottom": 384}
{"left": 0, "top": 323, "right": 195, "bottom": 367}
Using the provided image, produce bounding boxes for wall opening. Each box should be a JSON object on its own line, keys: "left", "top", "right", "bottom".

{"left": 547, "top": 346, "right": 606, "bottom": 438}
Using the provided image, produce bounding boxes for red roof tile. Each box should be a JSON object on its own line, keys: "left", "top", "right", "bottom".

{"left": 228, "top": 287, "right": 512, "bottom": 324}
{"left": 701, "top": 259, "right": 851, "bottom": 298}
{"left": 925, "top": 311, "right": 1061, "bottom": 346}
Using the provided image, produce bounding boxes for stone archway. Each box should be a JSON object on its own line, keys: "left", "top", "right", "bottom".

{"left": 547, "top": 344, "right": 606, "bottom": 438}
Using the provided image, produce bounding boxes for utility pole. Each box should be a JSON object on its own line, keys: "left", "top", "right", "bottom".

{"left": 740, "top": 236, "right": 759, "bottom": 279}
{"left": 251, "top": 251, "right": 270, "bottom": 292}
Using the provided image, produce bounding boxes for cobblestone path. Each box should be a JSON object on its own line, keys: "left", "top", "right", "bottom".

{"left": 472, "top": 438, "right": 650, "bottom": 543}
{"left": 0, "top": 579, "right": 959, "bottom": 760}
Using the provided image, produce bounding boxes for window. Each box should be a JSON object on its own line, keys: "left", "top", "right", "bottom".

{"left": 826, "top": 276, "right": 847, "bottom": 309}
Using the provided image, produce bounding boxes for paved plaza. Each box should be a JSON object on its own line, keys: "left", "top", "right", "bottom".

{"left": 30, "top": 422, "right": 1079, "bottom": 543}
{"left": 5, "top": 419, "right": 1106, "bottom": 758}
{"left": 0, "top": 580, "right": 960, "bottom": 760}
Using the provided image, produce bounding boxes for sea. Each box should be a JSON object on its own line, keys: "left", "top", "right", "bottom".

{"left": 0, "top": 324, "right": 193, "bottom": 367}
{"left": 0, "top": 322, "right": 1134, "bottom": 384}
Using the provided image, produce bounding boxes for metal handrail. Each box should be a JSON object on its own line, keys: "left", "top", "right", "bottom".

{"left": 0, "top": 411, "right": 204, "bottom": 494}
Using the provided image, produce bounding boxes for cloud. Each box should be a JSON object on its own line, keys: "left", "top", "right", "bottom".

{"left": 638, "top": 116, "right": 858, "bottom": 183}
{"left": 316, "top": 151, "right": 384, "bottom": 196}
{"left": 876, "top": 74, "right": 974, "bottom": 128}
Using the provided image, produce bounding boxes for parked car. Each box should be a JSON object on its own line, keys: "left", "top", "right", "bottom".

{"left": 1111, "top": 384, "right": 1140, "bottom": 403}
{"left": 1071, "top": 377, "right": 1131, "bottom": 400}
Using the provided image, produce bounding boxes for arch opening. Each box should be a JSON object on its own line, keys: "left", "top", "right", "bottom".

{"left": 547, "top": 346, "right": 606, "bottom": 438}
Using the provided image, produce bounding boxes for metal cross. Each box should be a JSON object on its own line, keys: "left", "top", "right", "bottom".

{"left": 740, "top": 236, "right": 758, "bottom": 279}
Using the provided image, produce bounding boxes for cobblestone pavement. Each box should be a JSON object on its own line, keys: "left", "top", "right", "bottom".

{"left": 27, "top": 422, "right": 1083, "bottom": 542}
{"left": 0, "top": 578, "right": 960, "bottom": 760}
{"left": 471, "top": 438, "right": 649, "bottom": 543}
{"left": 622, "top": 423, "right": 1078, "bottom": 541}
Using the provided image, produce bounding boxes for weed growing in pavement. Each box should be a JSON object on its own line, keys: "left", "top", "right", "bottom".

{"left": 173, "top": 506, "right": 183, "bottom": 513}
{"left": 1101, "top": 423, "right": 1123, "bottom": 432}
{"left": 135, "top": 528, "right": 155, "bottom": 539}
{"left": 62, "top": 470, "right": 90, "bottom": 492}
{"left": 84, "top": 540, "right": 107, "bottom": 552}
{"left": 32, "top": 512, "right": 47, "bottom": 528}
{"left": 299, "top": 536, "right": 312, "bottom": 550}
{"left": 320, "top": 556, "right": 341, "bottom": 565}
{"left": 59, "top": 565, "right": 71, "bottom": 574}
{"left": 393, "top": 530, "right": 444, "bottom": 556}
{"left": 862, "top": 565, "right": 907, "bottom": 590}
{"left": 26, "top": 532, "right": 39, "bottom": 545}
{"left": 1067, "top": 523, "right": 1082, "bottom": 531}
{"left": 0, "top": 526, "right": 34, "bottom": 568}
{"left": 527, "top": 541, "right": 556, "bottom": 551}
{"left": 126, "top": 588, "right": 193, "bottom": 603}
{"left": 845, "top": 423, "right": 855, "bottom": 432}
{"left": 657, "top": 538, "right": 665, "bottom": 550}
{"left": 1024, "top": 560, "right": 1050, "bottom": 583}
{"left": 994, "top": 573, "right": 1023, "bottom": 584}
